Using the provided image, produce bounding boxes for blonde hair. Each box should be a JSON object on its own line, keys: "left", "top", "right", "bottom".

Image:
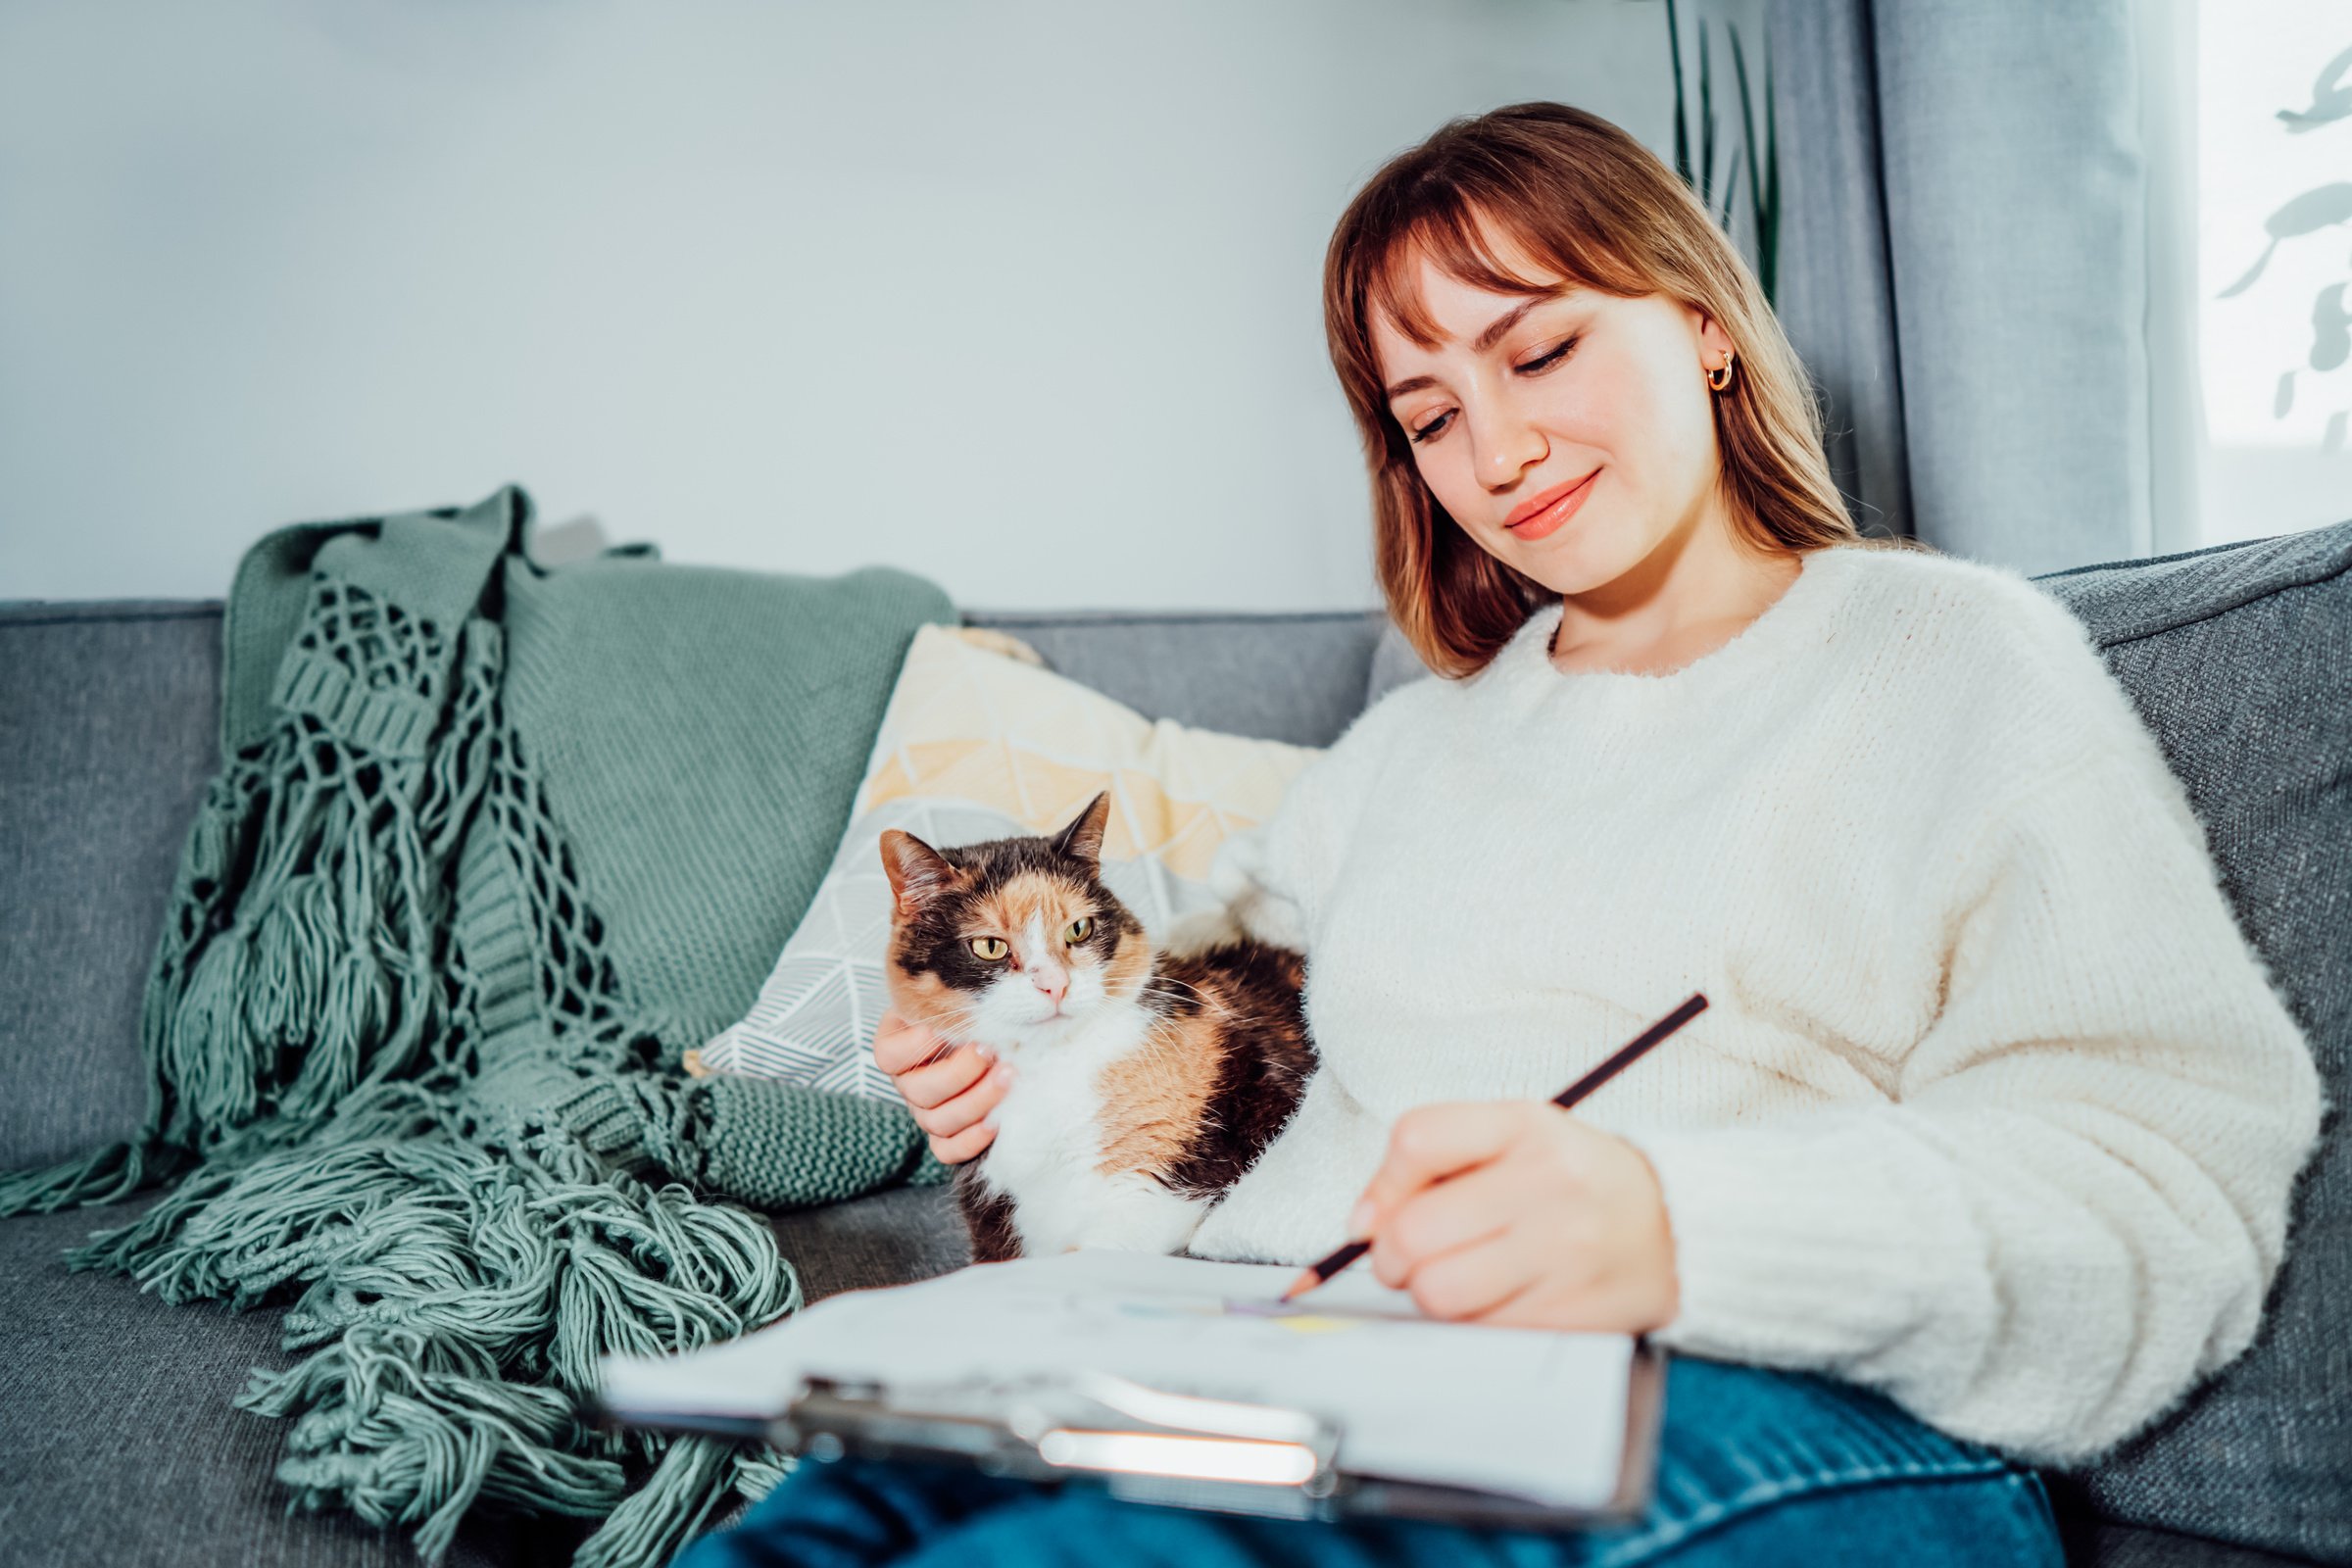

{"left": 1323, "top": 101, "right": 1931, "bottom": 678}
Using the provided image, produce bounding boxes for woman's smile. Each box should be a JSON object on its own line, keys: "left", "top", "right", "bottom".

{"left": 1504, "top": 467, "right": 1600, "bottom": 541}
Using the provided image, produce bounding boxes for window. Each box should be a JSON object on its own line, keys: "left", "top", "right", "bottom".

{"left": 2187, "top": 0, "right": 2352, "bottom": 546}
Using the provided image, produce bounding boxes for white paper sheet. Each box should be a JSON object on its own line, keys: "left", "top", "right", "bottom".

{"left": 598, "top": 1249, "right": 1637, "bottom": 1510}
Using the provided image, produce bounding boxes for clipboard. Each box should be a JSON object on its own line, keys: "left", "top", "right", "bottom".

{"left": 591, "top": 1337, "right": 1666, "bottom": 1530}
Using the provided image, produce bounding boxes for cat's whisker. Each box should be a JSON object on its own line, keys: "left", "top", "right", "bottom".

{"left": 1130, "top": 978, "right": 1205, "bottom": 1017}
{"left": 1139, "top": 977, "right": 1246, "bottom": 1024}
{"left": 1137, "top": 972, "right": 1223, "bottom": 1007}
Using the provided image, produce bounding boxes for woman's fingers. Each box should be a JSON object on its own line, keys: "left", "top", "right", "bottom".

{"left": 912, "top": 1052, "right": 1013, "bottom": 1129}
{"left": 919, "top": 1056, "right": 1013, "bottom": 1162}
{"left": 872, "top": 1007, "right": 1012, "bottom": 1162}
{"left": 899, "top": 1043, "right": 999, "bottom": 1111}
{"left": 872, "top": 1008, "right": 956, "bottom": 1076}
{"left": 927, "top": 1114, "right": 1001, "bottom": 1165}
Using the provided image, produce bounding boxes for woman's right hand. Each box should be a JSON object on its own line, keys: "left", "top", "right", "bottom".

{"left": 873, "top": 1007, "right": 1012, "bottom": 1164}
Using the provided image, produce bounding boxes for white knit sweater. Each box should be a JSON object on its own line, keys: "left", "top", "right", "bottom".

{"left": 1182, "top": 542, "right": 2326, "bottom": 1466}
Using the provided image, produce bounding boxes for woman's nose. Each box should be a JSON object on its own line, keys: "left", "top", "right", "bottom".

{"left": 1478, "top": 408, "right": 1547, "bottom": 488}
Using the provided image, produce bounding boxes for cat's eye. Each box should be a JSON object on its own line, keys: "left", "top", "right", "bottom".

{"left": 1064, "top": 916, "right": 1093, "bottom": 943}
{"left": 969, "top": 936, "right": 1008, "bottom": 961}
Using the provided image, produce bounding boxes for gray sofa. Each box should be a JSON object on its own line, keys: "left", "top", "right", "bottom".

{"left": 4, "top": 519, "right": 2346, "bottom": 1567}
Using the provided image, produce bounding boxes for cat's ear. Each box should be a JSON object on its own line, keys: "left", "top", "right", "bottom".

{"left": 879, "top": 829, "right": 963, "bottom": 916}
{"left": 1050, "top": 790, "right": 1111, "bottom": 868}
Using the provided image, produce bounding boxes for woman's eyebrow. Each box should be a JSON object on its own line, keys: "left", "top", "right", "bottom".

{"left": 1383, "top": 287, "right": 1574, "bottom": 401}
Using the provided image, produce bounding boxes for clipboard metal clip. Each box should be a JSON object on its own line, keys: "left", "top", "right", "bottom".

{"left": 1013, "top": 1369, "right": 1338, "bottom": 1490}
{"left": 780, "top": 1369, "right": 1348, "bottom": 1519}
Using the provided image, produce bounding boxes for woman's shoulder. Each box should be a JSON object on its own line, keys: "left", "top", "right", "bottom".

{"left": 1829, "top": 541, "right": 2091, "bottom": 648}
{"left": 1319, "top": 662, "right": 1453, "bottom": 770}
{"left": 1832, "top": 543, "right": 2175, "bottom": 797}
{"left": 1838, "top": 545, "right": 2128, "bottom": 701}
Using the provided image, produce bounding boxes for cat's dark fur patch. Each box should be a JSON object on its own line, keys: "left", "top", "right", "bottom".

{"left": 1102, "top": 940, "right": 1314, "bottom": 1200}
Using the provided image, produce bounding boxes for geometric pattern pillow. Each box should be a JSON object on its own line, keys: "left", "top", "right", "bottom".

{"left": 683, "top": 624, "right": 1323, "bottom": 1101}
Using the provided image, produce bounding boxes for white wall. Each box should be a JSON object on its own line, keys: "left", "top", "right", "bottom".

{"left": 0, "top": 0, "right": 1678, "bottom": 611}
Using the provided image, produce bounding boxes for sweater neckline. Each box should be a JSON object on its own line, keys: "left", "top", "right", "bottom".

{"left": 1486, "top": 546, "right": 1858, "bottom": 698}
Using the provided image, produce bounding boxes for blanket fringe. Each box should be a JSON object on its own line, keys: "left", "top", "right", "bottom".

{"left": 1, "top": 604, "right": 495, "bottom": 1221}
{"left": 12, "top": 552, "right": 859, "bottom": 1565}
{"left": 0, "top": 1131, "right": 188, "bottom": 1214}
{"left": 59, "top": 1071, "right": 802, "bottom": 1565}
{"left": 570, "top": 1432, "right": 749, "bottom": 1568}
{"left": 245, "top": 1323, "right": 630, "bottom": 1562}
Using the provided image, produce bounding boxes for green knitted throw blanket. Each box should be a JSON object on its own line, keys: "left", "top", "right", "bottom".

{"left": 0, "top": 486, "right": 959, "bottom": 1566}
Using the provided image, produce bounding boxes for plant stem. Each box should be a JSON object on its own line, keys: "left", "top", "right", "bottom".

{"left": 1667, "top": 0, "right": 1691, "bottom": 187}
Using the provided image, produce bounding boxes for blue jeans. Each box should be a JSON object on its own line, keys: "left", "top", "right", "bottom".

{"left": 669, "top": 1355, "right": 2063, "bottom": 1567}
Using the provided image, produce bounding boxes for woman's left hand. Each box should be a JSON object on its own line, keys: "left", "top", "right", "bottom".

{"left": 1343, "top": 1102, "right": 1680, "bottom": 1334}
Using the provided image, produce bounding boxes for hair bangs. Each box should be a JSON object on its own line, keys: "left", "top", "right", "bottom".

{"left": 1365, "top": 202, "right": 1562, "bottom": 351}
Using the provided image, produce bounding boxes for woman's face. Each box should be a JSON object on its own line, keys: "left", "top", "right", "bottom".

{"left": 1370, "top": 226, "right": 1737, "bottom": 596}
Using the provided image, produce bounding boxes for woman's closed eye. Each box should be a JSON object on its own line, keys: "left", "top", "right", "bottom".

{"left": 1407, "top": 335, "right": 1581, "bottom": 446}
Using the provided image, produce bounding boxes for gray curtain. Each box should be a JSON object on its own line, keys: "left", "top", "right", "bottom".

{"left": 1768, "top": 0, "right": 2153, "bottom": 574}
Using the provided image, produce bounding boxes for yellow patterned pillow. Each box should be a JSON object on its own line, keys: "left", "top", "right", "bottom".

{"left": 686, "top": 624, "right": 1323, "bottom": 1095}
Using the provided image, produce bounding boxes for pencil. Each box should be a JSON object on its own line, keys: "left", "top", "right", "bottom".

{"left": 1273, "top": 990, "right": 1709, "bottom": 1305}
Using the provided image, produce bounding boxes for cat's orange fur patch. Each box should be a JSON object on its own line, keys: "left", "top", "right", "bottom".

{"left": 1093, "top": 1002, "right": 1226, "bottom": 1179}
{"left": 1101, "top": 923, "right": 1152, "bottom": 999}
{"left": 887, "top": 965, "right": 972, "bottom": 1039}
{"left": 971, "top": 870, "right": 1079, "bottom": 945}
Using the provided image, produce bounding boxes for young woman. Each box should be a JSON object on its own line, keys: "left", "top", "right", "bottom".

{"left": 675, "top": 102, "right": 2322, "bottom": 1566}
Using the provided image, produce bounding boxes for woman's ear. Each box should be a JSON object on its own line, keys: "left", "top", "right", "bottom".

{"left": 1692, "top": 307, "right": 1736, "bottom": 370}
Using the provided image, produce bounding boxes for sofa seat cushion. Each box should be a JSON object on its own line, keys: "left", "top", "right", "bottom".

{"left": 0, "top": 1198, "right": 590, "bottom": 1568}
{"left": 767, "top": 1180, "right": 971, "bottom": 1302}
{"left": 0, "top": 1181, "right": 971, "bottom": 1567}
{"left": 2071, "top": 1522, "right": 2331, "bottom": 1568}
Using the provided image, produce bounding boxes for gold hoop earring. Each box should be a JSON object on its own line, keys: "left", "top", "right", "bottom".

{"left": 1707, "top": 351, "right": 1736, "bottom": 393}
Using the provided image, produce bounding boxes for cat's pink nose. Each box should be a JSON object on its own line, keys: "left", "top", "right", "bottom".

{"left": 1035, "top": 971, "right": 1067, "bottom": 1005}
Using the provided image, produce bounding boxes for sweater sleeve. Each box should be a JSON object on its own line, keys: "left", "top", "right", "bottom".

{"left": 1620, "top": 741, "right": 2327, "bottom": 1466}
{"left": 1203, "top": 675, "right": 1434, "bottom": 953}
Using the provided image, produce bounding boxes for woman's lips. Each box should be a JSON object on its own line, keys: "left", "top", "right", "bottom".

{"left": 1504, "top": 469, "right": 1599, "bottom": 541}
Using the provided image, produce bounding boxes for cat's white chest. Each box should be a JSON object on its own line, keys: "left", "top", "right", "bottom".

{"left": 975, "top": 1007, "right": 1213, "bottom": 1258}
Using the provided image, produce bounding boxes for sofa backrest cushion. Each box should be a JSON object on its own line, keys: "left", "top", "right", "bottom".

{"left": 960, "top": 610, "right": 1385, "bottom": 749}
{"left": 0, "top": 600, "right": 1388, "bottom": 1175}
{"left": 2028, "top": 520, "right": 2351, "bottom": 1562}
{"left": 0, "top": 603, "right": 224, "bottom": 1171}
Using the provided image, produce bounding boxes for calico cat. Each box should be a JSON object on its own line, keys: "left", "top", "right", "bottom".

{"left": 878, "top": 789, "right": 1316, "bottom": 1263}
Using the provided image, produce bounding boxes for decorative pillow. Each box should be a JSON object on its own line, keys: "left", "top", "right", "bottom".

{"left": 684, "top": 624, "right": 1324, "bottom": 1100}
